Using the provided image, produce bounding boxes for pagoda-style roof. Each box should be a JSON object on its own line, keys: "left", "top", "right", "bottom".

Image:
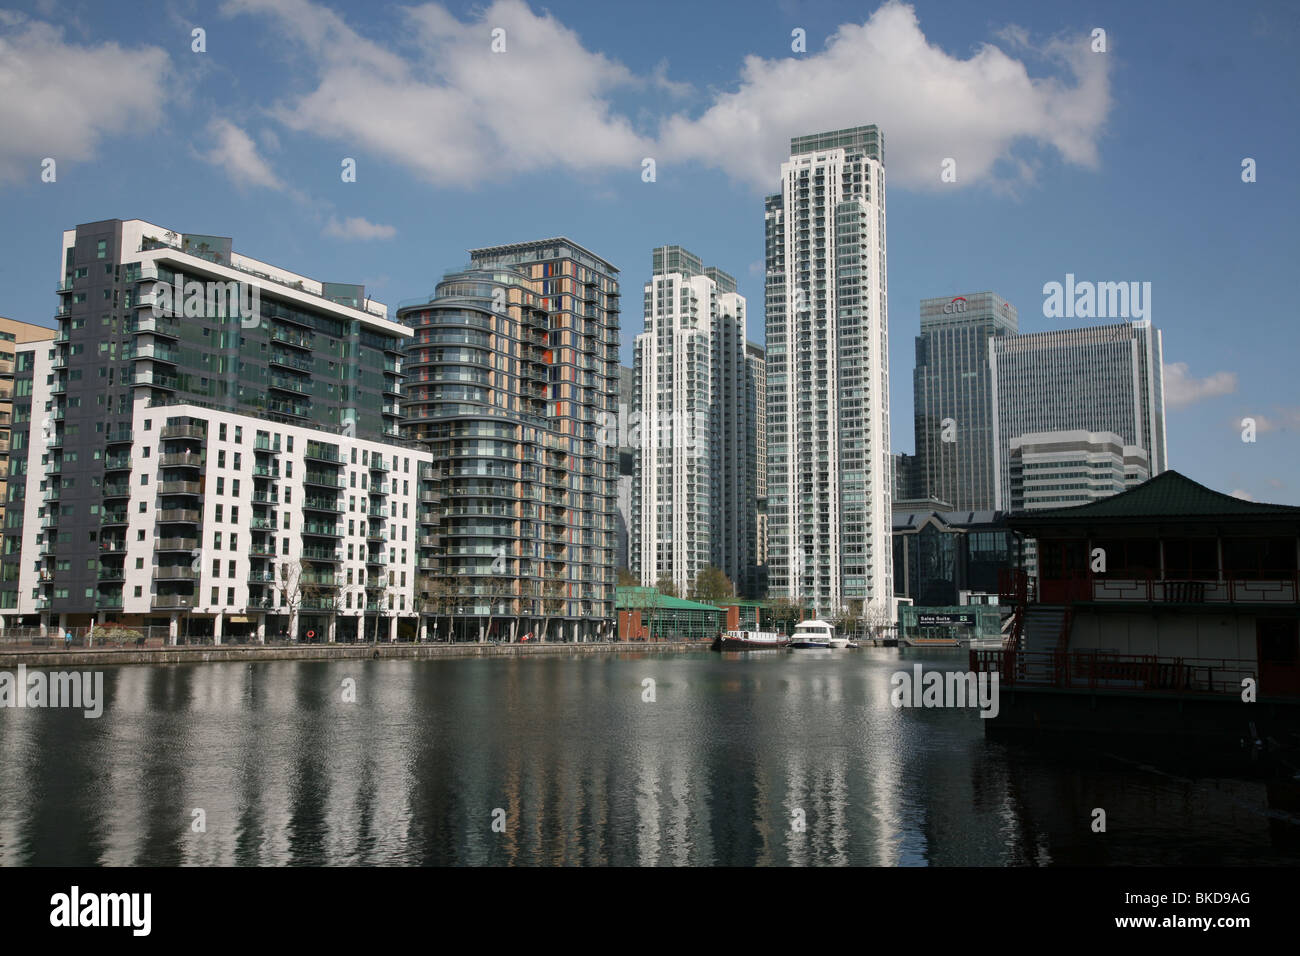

{"left": 1008, "top": 470, "right": 1300, "bottom": 531}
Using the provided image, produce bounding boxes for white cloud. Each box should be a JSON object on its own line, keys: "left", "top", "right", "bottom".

{"left": 1164, "top": 361, "right": 1237, "bottom": 410}
{"left": 203, "top": 119, "right": 284, "bottom": 190}
{"left": 223, "top": 0, "right": 651, "bottom": 187}
{"left": 1230, "top": 488, "right": 1254, "bottom": 501}
{"left": 657, "top": 1, "right": 1112, "bottom": 190}
{"left": 324, "top": 216, "right": 397, "bottom": 241}
{"left": 0, "top": 13, "right": 171, "bottom": 183}
{"left": 221, "top": 0, "right": 1106, "bottom": 193}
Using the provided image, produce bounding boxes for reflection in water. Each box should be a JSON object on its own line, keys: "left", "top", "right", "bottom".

{"left": 0, "top": 649, "right": 1296, "bottom": 866}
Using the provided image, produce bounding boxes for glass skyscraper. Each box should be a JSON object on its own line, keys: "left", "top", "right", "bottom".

{"left": 913, "top": 292, "right": 1018, "bottom": 511}
{"left": 990, "top": 319, "right": 1167, "bottom": 510}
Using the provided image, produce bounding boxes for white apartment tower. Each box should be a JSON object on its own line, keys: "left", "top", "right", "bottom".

{"left": 633, "top": 245, "right": 750, "bottom": 596}
{"left": 765, "top": 126, "right": 892, "bottom": 617}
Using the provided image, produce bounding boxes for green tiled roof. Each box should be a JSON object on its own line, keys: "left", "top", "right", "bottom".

{"left": 1011, "top": 470, "right": 1300, "bottom": 521}
{"left": 616, "top": 587, "right": 725, "bottom": 612}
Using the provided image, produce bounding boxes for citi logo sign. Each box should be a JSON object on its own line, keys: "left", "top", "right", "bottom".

{"left": 942, "top": 296, "right": 967, "bottom": 315}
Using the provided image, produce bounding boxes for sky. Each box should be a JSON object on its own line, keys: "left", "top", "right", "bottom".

{"left": 1, "top": 0, "right": 1297, "bottom": 503}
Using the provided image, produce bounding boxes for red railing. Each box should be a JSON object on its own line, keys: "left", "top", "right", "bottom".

{"left": 970, "top": 649, "right": 1267, "bottom": 697}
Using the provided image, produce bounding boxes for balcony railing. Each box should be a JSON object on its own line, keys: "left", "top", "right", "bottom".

{"left": 156, "top": 538, "right": 198, "bottom": 551}
{"left": 157, "top": 481, "right": 201, "bottom": 496}
{"left": 971, "top": 648, "right": 1268, "bottom": 697}
{"left": 1039, "top": 571, "right": 1299, "bottom": 606}
{"left": 161, "top": 423, "right": 206, "bottom": 440}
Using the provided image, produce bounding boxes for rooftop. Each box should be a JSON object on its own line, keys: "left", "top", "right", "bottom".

{"left": 468, "top": 236, "right": 619, "bottom": 275}
{"left": 616, "top": 587, "right": 725, "bottom": 612}
{"left": 1009, "top": 470, "right": 1300, "bottom": 523}
{"left": 789, "top": 125, "right": 883, "bottom": 163}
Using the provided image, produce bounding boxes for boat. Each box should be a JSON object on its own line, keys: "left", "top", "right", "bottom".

{"left": 789, "top": 619, "right": 845, "bottom": 649}
{"left": 712, "top": 630, "right": 790, "bottom": 650}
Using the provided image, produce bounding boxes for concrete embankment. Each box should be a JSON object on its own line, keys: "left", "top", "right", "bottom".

{"left": 0, "top": 641, "right": 707, "bottom": 668}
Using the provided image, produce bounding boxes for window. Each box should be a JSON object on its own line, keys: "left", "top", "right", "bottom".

{"left": 228, "top": 560, "right": 236, "bottom": 578}
{"left": 215, "top": 505, "right": 223, "bottom": 523}
{"left": 229, "top": 534, "right": 237, "bottom": 551}
{"left": 136, "top": 557, "right": 144, "bottom": 569}
{"left": 216, "top": 477, "right": 225, "bottom": 495}
{"left": 212, "top": 560, "right": 221, "bottom": 578}
{"left": 212, "top": 587, "right": 219, "bottom": 604}
{"left": 234, "top": 426, "right": 242, "bottom": 444}
{"left": 231, "top": 507, "right": 239, "bottom": 524}
{"left": 218, "top": 450, "right": 226, "bottom": 468}
{"left": 227, "top": 587, "right": 235, "bottom": 605}
{"left": 231, "top": 479, "right": 240, "bottom": 496}
{"left": 96, "top": 240, "right": 107, "bottom": 259}
{"left": 219, "top": 423, "right": 227, "bottom": 441}
{"left": 233, "top": 453, "right": 241, "bottom": 469}
{"left": 214, "top": 532, "right": 222, "bottom": 549}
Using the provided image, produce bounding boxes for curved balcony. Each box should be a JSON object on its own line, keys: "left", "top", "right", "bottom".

{"left": 154, "top": 566, "right": 199, "bottom": 582}
{"left": 303, "top": 496, "right": 342, "bottom": 513}
{"left": 155, "top": 537, "right": 198, "bottom": 552}
{"left": 301, "top": 522, "right": 343, "bottom": 538}
{"left": 157, "top": 480, "right": 202, "bottom": 496}
{"left": 160, "top": 423, "right": 205, "bottom": 441}
{"left": 160, "top": 452, "right": 202, "bottom": 469}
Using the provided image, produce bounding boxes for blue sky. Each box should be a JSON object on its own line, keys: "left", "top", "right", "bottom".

{"left": 1, "top": 0, "right": 1297, "bottom": 502}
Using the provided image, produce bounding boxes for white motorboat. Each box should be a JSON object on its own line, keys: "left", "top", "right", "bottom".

{"left": 790, "top": 619, "right": 846, "bottom": 649}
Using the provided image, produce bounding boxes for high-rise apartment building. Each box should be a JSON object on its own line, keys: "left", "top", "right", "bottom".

{"left": 0, "top": 317, "right": 56, "bottom": 533}
{"left": 764, "top": 126, "right": 892, "bottom": 617}
{"left": 615, "top": 365, "right": 635, "bottom": 573}
{"left": 990, "top": 319, "right": 1166, "bottom": 509}
{"left": 633, "top": 245, "right": 750, "bottom": 596}
{"left": 745, "top": 340, "right": 767, "bottom": 598}
{"left": 1, "top": 220, "right": 423, "bottom": 641}
{"left": 914, "top": 292, "right": 1018, "bottom": 510}
{"left": 399, "top": 239, "right": 619, "bottom": 639}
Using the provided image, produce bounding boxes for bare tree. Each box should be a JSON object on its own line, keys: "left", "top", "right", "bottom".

{"left": 277, "top": 559, "right": 307, "bottom": 641}
{"left": 765, "top": 594, "right": 803, "bottom": 634}
{"left": 861, "top": 603, "right": 894, "bottom": 642}
{"left": 538, "top": 579, "right": 566, "bottom": 643}
{"left": 639, "top": 586, "right": 664, "bottom": 642}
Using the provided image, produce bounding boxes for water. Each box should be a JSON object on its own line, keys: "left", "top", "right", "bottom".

{"left": 1, "top": 648, "right": 1296, "bottom": 866}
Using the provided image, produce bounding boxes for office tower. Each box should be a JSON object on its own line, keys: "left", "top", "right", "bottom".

{"left": 1008, "top": 428, "right": 1150, "bottom": 584}
{"left": 1, "top": 219, "right": 424, "bottom": 641}
{"left": 0, "top": 317, "right": 56, "bottom": 532}
{"left": 633, "top": 245, "right": 750, "bottom": 596}
{"left": 913, "top": 292, "right": 1018, "bottom": 510}
{"left": 990, "top": 319, "right": 1166, "bottom": 509}
{"left": 1009, "top": 430, "right": 1151, "bottom": 511}
{"left": 745, "top": 340, "right": 767, "bottom": 598}
{"left": 403, "top": 238, "right": 619, "bottom": 639}
{"left": 764, "top": 126, "right": 892, "bottom": 617}
{"left": 890, "top": 452, "right": 918, "bottom": 503}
